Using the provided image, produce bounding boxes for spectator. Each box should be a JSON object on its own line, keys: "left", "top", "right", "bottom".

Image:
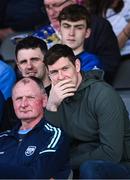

{"left": 58, "top": 4, "right": 102, "bottom": 71}
{"left": 0, "top": 60, "right": 16, "bottom": 100}
{"left": 0, "top": 90, "right": 5, "bottom": 124}
{"left": 15, "top": 36, "right": 51, "bottom": 93}
{"left": 44, "top": 44, "right": 130, "bottom": 179}
{"left": 0, "top": 77, "right": 70, "bottom": 179}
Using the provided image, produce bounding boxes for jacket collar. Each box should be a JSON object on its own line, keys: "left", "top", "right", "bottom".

{"left": 9, "top": 118, "right": 45, "bottom": 136}
{"left": 78, "top": 70, "right": 104, "bottom": 91}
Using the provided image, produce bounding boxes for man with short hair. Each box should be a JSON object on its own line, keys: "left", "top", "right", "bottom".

{"left": 58, "top": 4, "right": 102, "bottom": 71}
{"left": 0, "top": 77, "right": 70, "bottom": 179}
{"left": 44, "top": 44, "right": 130, "bottom": 179}
{"left": 15, "top": 36, "right": 51, "bottom": 94}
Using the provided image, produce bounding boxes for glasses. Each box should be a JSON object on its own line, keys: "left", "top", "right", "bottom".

{"left": 45, "top": 0, "right": 70, "bottom": 10}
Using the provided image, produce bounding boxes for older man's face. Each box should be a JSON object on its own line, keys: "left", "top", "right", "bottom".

{"left": 44, "top": 0, "right": 76, "bottom": 29}
{"left": 12, "top": 79, "right": 47, "bottom": 122}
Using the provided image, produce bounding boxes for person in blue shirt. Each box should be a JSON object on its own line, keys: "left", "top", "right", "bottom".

{"left": 58, "top": 4, "right": 102, "bottom": 72}
{"left": 0, "top": 60, "right": 16, "bottom": 100}
{"left": 0, "top": 76, "right": 70, "bottom": 179}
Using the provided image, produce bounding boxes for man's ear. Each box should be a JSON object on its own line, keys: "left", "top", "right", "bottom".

{"left": 42, "top": 93, "right": 48, "bottom": 108}
{"left": 75, "top": 58, "right": 81, "bottom": 72}
{"left": 85, "top": 28, "right": 91, "bottom": 39}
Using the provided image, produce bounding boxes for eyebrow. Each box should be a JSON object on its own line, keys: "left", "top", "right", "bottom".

{"left": 62, "top": 22, "right": 86, "bottom": 27}
{"left": 49, "top": 65, "right": 70, "bottom": 72}
{"left": 19, "top": 57, "right": 41, "bottom": 62}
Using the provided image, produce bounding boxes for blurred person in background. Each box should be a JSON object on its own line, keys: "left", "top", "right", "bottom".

{"left": 0, "top": 0, "right": 49, "bottom": 61}
{"left": 0, "top": 0, "right": 49, "bottom": 43}
{"left": 83, "top": 0, "right": 130, "bottom": 58}
{"left": 0, "top": 60, "right": 16, "bottom": 100}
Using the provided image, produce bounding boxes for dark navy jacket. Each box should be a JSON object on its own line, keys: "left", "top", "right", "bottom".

{"left": 0, "top": 119, "right": 70, "bottom": 179}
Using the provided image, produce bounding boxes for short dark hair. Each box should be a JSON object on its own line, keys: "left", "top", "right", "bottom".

{"left": 15, "top": 36, "right": 47, "bottom": 59}
{"left": 44, "top": 44, "right": 76, "bottom": 67}
{"left": 58, "top": 4, "right": 91, "bottom": 28}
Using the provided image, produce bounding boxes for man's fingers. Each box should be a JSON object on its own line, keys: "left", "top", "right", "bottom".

{"left": 62, "top": 92, "right": 75, "bottom": 99}
{"left": 56, "top": 79, "right": 73, "bottom": 87}
{"left": 62, "top": 87, "right": 77, "bottom": 95}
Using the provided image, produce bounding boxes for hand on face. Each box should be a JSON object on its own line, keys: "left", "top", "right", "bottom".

{"left": 46, "top": 78, "right": 77, "bottom": 111}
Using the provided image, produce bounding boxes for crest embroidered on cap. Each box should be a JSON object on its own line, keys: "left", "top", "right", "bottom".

{"left": 25, "top": 146, "right": 36, "bottom": 156}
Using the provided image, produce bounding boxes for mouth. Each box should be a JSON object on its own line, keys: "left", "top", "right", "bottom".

{"left": 67, "top": 39, "right": 75, "bottom": 42}
{"left": 20, "top": 110, "right": 32, "bottom": 113}
{"left": 51, "top": 18, "right": 58, "bottom": 22}
{"left": 26, "top": 72, "right": 37, "bottom": 76}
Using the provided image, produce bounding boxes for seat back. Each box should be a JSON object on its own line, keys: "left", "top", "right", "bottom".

{"left": 117, "top": 90, "right": 130, "bottom": 119}
{"left": 112, "top": 57, "right": 130, "bottom": 119}
{"left": 112, "top": 58, "right": 130, "bottom": 89}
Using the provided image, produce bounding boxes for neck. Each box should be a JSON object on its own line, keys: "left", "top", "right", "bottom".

{"left": 43, "top": 71, "right": 51, "bottom": 88}
{"left": 43, "top": 76, "right": 51, "bottom": 88}
{"left": 20, "top": 116, "right": 42, "bottom": 130}
{"left": 73, "top": 47, "right": 84, "bottom": 55}
{"left": 52, "top": 23, "right": 60, "bottom": 32}
{"left": 76, "top": 73, "right": 82, "bottom": 89}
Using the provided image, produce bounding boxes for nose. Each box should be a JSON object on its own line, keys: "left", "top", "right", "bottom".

{"left": 57, "top": 70, "right": 64, "bottom": 80}
{"left": 47, "top": 6, "right": 57, "bottom": 16}
{"left": 21, "top": 97, "right": 28, "bottom": 108}
{"left": 69, "top": 27, "right": 75, "bottom": 36}
{"left": 26, "top": 61, "right": 33, "bottom": 69}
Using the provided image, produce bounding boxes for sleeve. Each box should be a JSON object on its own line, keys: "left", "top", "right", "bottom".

{"left": 71, "top": 83, "right": 128, "bottom": 167}
{"left": 45, "top": 108, "right": 62, "bottom": 128}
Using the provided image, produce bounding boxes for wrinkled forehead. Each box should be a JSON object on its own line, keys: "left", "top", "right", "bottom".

{"left": 13, "top": 78, "right": 39, "bottom": 93}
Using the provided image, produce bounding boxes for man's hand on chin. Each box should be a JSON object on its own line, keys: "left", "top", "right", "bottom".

{"left": 46, "top": 79, "right": 76, "bottom": 111}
